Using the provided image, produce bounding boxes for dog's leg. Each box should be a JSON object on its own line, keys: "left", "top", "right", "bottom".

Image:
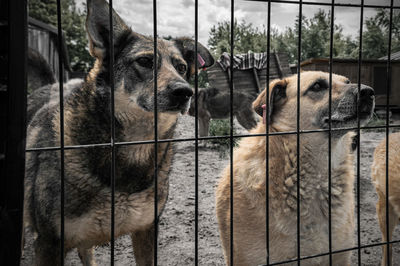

{"left": 33, "top": 235, "right": 62, "bottom": 266}
{"left": 78, "top": 247, "right": 97, "bottom": 266}
{"left": 131, "top": 226, "right": 155, "bottom": 266}
{"left": 377, "top": 199, "right": 399, "bottom": 266}
{"left": 216, "top": 184, "right": 232, "bottom": 266}
{"left": 235, "top": 107, "right": 258, "bottom": 130}
{"left": 199, "top": 115, "right": 210, "bottom": 137}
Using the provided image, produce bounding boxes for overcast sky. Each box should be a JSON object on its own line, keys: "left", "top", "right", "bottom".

{"left": 78, "top": 0, "right": 400, "bottom": 47}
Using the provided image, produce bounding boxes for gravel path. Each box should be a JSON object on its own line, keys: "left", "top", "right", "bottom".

{"left": 21, "top": 115, "right": 400, "bottom": 265}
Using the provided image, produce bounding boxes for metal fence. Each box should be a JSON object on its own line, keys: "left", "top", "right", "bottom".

{"left": 3, "top": 0, "right": 400, "bottom": 265}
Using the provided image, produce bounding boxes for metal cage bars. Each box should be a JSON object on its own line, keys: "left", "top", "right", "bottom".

{"left": 328, "top": 1, "right": 335, "bottom": 264}
{"left": 385, "top": 1, "right": 394, "bottom": 266}
{"left": 152, "top": 0, "right": 159, "bottom": 264}
{"left": 265, "top": 1, "right": 271, "bottom": 264}
{"left": 55, "top": 1, "right": 65, "bottom": 264}
{"left": 108, "top": 0, "right": 117, "bottom": 264}
{"left": 26, "top": 0, "right": 399, "bottom": 265}
{"left": 230, "top": 1, "right": 235, "bottom": 264}
{"left": 296, "top": 1, "right": 303, "bottom": 264}
{"left": 194, "top": 0, "right": 200, "bottom": 264}
{"left": 356, "top": 1, "right": 364, "bottom": 264}
{"left": 25, "top": 123, "right": 400, "bottom": 153}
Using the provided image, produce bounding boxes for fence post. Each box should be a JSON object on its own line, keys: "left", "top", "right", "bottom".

{"left": 0, "top": 0, "right": 27, "bottom": 265}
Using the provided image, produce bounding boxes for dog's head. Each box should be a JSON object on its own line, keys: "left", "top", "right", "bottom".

{"left": 253, "top": 71, "right": 375, "bottom": 136}
{"left": 86, "top": 0, "right": 214, "bottom": 114}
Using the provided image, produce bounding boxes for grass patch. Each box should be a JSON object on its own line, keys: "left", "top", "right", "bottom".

{"left": 208, "top": 119, "right": 239, "bottom": 157}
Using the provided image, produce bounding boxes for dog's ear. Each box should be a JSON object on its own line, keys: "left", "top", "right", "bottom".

{"left": 173, "top": 37, "right": 214, "bottom": 80}
{"left": 86, "top": 0, "right": 136, "bottom": 59}
{"left": 253, "top": 79, "right": 287, "bottom": 122}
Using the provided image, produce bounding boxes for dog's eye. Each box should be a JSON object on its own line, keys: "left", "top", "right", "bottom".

{"left": 176, "top": 64, "right": 187, "bottom": 74}
{"left": 345, "top": 79, "right": 350, "bottom": 84}
{"left": 310, "top": 80, "right": 328, "bottom": 92}
{"left": 136, "top": 57, "right": 153, "bottom": 69}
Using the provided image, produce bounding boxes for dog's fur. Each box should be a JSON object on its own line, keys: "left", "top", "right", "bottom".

{"left": 188, "top": 87, "right": 258, "bottom": 136}
{"left": 371, "top": 132, "right": 400, "bottom": 266}
{"left": 27, "top": 79, "right": 83, "bottom": 124}
{"left": 216, "top": 71, "right": 375, "bottom": 265}
{"left": 24, "top": 0, "right": 213, "bottom": 265}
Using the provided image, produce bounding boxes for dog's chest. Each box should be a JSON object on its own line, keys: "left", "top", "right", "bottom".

{"left": 62, "top": 189, "right": 164, "bottom": 248}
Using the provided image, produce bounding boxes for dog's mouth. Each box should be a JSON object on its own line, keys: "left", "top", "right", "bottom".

{"left": 165, "top": 98, "right": 192, "bottom": 115}
{"left": 321, "top": 96, "right": 375, "bottom": 128}
{"left": 137, "top": 93, "right": 192, "bottom": 114}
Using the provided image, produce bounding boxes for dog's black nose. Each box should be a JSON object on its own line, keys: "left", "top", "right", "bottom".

{"left": 360, "top": 85, "right": 375, "bottom": 100}
{"left": 171, "top": 87, "right": 193, "bottom": 98}
{"left": 357, "top": 85, "right": 375, "bottom": 114}
{"left": 169, "top": 82, "right": 193, "bottom": 104}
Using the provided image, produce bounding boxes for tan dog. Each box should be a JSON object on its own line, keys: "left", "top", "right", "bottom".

{"left": 371, "top": 132, "right": 400, "bottom": 266}
{"left": 216, "top": 71, "right": 375, "bottom": 265}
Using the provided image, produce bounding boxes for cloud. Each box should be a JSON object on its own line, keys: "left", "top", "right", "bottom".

{"left": 75, "top": 0, "right": 399, "bottom": 47}
{"left": 181, "top": 0, "right": 193, "bottom": 8}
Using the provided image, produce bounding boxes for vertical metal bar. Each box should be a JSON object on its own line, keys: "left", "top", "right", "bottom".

{"left": 229, "top": 0, "right": 234, "bottom": 265}
{"left": 55, "top": 1, "right": 65, "bottom": 264}
{"left": 296, "top": 1, "right": 303, "bottom": 265}
{"left": 108, "top": 0, "right": 116, "bottom": 265}
{"left": 153, "top": 0, "right": 159, "bottom": 264}
{"left": 4, "top": 0, "right": 27, "bottom": 264}
{"left": 328, "top": 1, "right": 335, "bottom": 265}
{"left": 194, "top": 0, "right": 199, "bottom": 264}
{"left": 265, "top": 1, "right": 271, "bottom": 265}
{"left": 385, "top": 1, "right": 394, "bottom": 265}
{"left": 356, "top": 1, "right": 364, "bottom": 265}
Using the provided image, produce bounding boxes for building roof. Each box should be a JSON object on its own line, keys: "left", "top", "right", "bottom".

{"left": 379, "top": 51, "right": 400, "bottom": 61}
{"left": 28, "top": 16, "right": 71, "bottom": 72}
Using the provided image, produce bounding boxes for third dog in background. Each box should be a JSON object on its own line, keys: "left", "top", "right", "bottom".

{"left": 188, "top": 87, "right": 258, "bottom": 136}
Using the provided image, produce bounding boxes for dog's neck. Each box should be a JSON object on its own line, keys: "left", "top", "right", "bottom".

{"left": 247, "top": 123, "right": 355, "bottom": 215}
{"left": 59, "top": 70, "right": 178, "bottom": 193}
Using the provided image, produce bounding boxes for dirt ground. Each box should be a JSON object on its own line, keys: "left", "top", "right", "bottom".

{"left": 21, "top": 114, "right": 400, "bottom": 266}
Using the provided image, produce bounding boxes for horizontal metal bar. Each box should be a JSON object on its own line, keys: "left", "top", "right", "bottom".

{"left": 25, "top": 123, "right": 400, "bottom": 152}
{"left": 262, "top": 239, "right": 400, "bottom": 266}
{"left": 245, "top": 0, "right": 400, "bottom": 9}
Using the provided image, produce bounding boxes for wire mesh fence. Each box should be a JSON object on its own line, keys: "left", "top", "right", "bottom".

{"left": 10, "top": 0, "right": 400, "bottom": 265}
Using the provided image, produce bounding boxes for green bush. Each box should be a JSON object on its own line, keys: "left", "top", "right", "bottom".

{"left": 208, "top": 119, "right": 239, "bottom": 157}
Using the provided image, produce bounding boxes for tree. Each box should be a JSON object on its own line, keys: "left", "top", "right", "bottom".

{"left": 272, "top": 10, "right": 358, "bottom": 62}
{"left": 208, "top": 20, "right": 268, "bottom": 56}
{"left": 363, "top": 17, "right": 388, "bottom": 59}
{"left": 376, "top": 8, "right": 400, "bottom": 42}
{"left": 208, "top": 10, "right": 358, "bottom": 64}
{"left": 29, "top": 0, "right": 94, "bottom": 72}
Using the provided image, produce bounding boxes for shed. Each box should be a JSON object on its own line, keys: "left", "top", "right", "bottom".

{"left": 206, "top": 52, "right": 291, "bottom": 95}
{"left": 298, "top": 57, "right": 400, "bottom": 108}
{"left": 28, "top": 16, "right": 71, "bottom": 81}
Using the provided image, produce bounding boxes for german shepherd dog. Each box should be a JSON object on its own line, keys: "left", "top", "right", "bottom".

{"left": 216, "top": 72, "right": 375, "bottom": 265}
{"left": 24, "top": 0, "right": 213, "bottom": 265}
